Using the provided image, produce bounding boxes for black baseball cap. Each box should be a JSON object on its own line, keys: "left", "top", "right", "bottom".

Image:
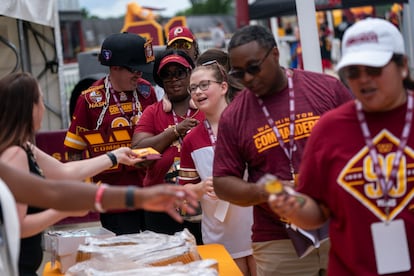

{"left": 99, "top": 32, "right": 155, "bottom": 73}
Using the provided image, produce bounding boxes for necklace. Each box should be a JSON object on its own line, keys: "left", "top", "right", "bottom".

{"left": 96, "top": 76, "right": 142, "bottom": 129}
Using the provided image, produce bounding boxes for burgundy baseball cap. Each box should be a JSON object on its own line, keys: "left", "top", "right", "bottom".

{"left": 157, "top": 54, "right": 192, "bottom": 74}
{"left": 167, "top": 26, "right": 195, "bottom": 46}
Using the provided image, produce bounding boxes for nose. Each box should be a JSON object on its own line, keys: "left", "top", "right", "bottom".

{"left": 357, "top": 69, "right": 372, "bottom": 82}
{"left": 242, "top": 71, "right": 255, "bottom": 84}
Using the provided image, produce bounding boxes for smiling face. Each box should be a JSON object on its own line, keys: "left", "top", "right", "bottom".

{"left": 341, "top": 56, "right": 408, "bottom": 112}
{"left": 161, "top": 64, "right": 191, "bottom": 103}
{"left": 189, "top": 68, "right": 227, "bottom": 115}
{"left": 110, "top": 66, "right": 142, "bottom": 91}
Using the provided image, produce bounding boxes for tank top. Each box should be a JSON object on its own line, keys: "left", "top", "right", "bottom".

{"left": 18, "top": 146, "right": 44, "bottom": 276}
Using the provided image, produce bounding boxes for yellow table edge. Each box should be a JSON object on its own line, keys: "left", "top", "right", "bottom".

{"left": 43, "top": 243, "right": 243, "bottom": 276}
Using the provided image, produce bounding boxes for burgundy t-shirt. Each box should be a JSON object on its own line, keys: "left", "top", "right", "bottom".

{"left": 299, "top": 100, "right": 414, "bottom": 275}
{"left": 134, "top": 101, "right": 205, "bottom": 187}
{"left": 213, "top": 69, "right": 353, "bottom": 242}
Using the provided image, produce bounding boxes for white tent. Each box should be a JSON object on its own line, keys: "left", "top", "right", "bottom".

{"left": 0, "top": 0, "right": 68, "bottom": 129}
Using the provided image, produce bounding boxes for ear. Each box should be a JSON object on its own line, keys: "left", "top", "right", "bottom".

{"left": 220, "top": 81, "right": 229, "bottom": 96}
{"left": 401, "top": 56, "right": 409, "bottom": 77}
{"left": 270, "top": 47, "right": 279, "bottom": 61}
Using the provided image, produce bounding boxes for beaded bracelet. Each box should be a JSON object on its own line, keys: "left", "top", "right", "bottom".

{"left": 94, "top": 184, "right": 108, "bottom": 213}
{"left": 106, "top": 152, "right": 117, "bottom": 167}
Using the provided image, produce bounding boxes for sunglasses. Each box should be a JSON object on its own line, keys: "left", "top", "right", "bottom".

{"left": 201, "top": 60, "right": 227, "bottom": 82}
{"left": 123, "top": 66, "right": 142, "bottom": 75}
{"left": 188, "top": 80, "right": 221, "bottom": 94}
{"left": 340, "top": 66, "right": 383, "bottom": 80}
{"left": 229, "top": 47, "right": 273, "bottom": 80}
{"left": 160, "top": 68, "right": 190, "bottom": 82}
{"left": 170, "top": 40, "right": 193, "bottom": 50}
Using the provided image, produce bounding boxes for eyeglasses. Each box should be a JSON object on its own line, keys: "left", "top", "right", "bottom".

{"left": 170, "top": 40, "right": 193, "bottom": 50}
{"left": 229, "top": 47, "right": 274, "bottom": 80}
{"left": 160, "top": 68, "right": 190, "bottom": 82}
{"left": 123, "top": 66, "right": 142, "bottom": 75}
{"left": 188, "top": 80, "right": 221, "bottom": 94}
{"left": 340, "top": 66, "right": 383, "bottom": 80}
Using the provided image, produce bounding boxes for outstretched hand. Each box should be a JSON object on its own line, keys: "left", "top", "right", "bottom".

{"left": 111, "top": 147, "right": 145, "bottom": 166}
{"left": 138, "top": 184, "right": 199, "bottom": 223}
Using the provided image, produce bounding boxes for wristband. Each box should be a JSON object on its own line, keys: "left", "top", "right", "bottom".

{"left": 94, "top": 184, "right": 108, "bottom": 213}
{"left": 125, "top": 185, "right": 135, "bottom": 210}
{"left": 106, "top": 152, "right": 117, "bottom": 167}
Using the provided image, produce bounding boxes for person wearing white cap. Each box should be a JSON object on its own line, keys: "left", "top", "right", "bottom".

{"left": 268, "top": 17, "right": 414, "bottom": 275}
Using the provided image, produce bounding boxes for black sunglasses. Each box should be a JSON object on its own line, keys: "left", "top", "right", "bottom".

{"left": 123, "top": 66, "right": 142, "bottom": 75}
{"left": 229, "top": 47, "right": 273, "bottom": 80}
{"left": 340, "top": 66, "right": 383, "bottom": 80}
{"left": 160, "top": 68, "right": 190, "bottom": 82}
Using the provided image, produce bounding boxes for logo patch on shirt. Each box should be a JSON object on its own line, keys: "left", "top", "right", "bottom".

{"left": 338, "top": 129, "right": 414, "bottom": 221}
{"left": 138, "top": 84, "right": 151, "bottom": 98}
{"left": 85, "top": 90, "right": 106, "bottom": 108}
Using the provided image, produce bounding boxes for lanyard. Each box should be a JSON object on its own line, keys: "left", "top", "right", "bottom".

{"left": 355, "top": 92, "right": 413, "bottom": 220}
{"left": 172, "top": 109, "right": 191, "bottom": 145}
{"left": 257, "top": 69, "right": 296, "bottom": 180}
{"left": 96, "top": 76, "right": 142, "bottom": 129}
{"left": 204, "top": 119, "right": 216, "bottom": 149}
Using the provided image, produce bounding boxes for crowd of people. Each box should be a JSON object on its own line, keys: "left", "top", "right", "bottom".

{"left": 1, "top": 15, "right": 414, "bottom": 276}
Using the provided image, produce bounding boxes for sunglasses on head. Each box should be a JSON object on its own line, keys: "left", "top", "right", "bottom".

{"left": 170, "top": 40, "right": 193, "bottom": 50}
{"left": 160, "top": 67, "right": 190, "bottom": 82}
{"left": 229, "top": 47, "right": 273, "bottom": 80}
{"left": 340, "top": 66, "right": 383, "bottom": 80}
{"left": 201, "top": 60, "right": 227, "bottom": 82}
{"left": 188, "top": 80, "right": 221, "bottom": 94}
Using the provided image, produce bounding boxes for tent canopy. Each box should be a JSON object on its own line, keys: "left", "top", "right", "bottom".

{"left": 0, "top": 0, "right": 57, "bottom": 27}
{"left": 249, "top": 0, "right": 408, "bottom": 19}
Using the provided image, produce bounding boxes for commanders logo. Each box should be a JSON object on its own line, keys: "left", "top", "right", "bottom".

{"left": 338, "top": 129, "right": 414, "bottom": 221}
{"left": 89, "top": 91, "right": 103, "bottom": 103}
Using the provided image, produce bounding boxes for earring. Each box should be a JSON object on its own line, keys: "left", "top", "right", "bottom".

{"left": 402, "top": 71, "right": 408, "bottom": 78}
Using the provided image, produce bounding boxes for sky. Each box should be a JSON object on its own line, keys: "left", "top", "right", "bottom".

{"left": 78, "top": 0, "right": 192, "bottom": 18}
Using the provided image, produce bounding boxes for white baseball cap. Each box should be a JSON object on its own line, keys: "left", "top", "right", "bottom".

{"left": 336, "top": 18, "right": 405, "bottom": 72}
